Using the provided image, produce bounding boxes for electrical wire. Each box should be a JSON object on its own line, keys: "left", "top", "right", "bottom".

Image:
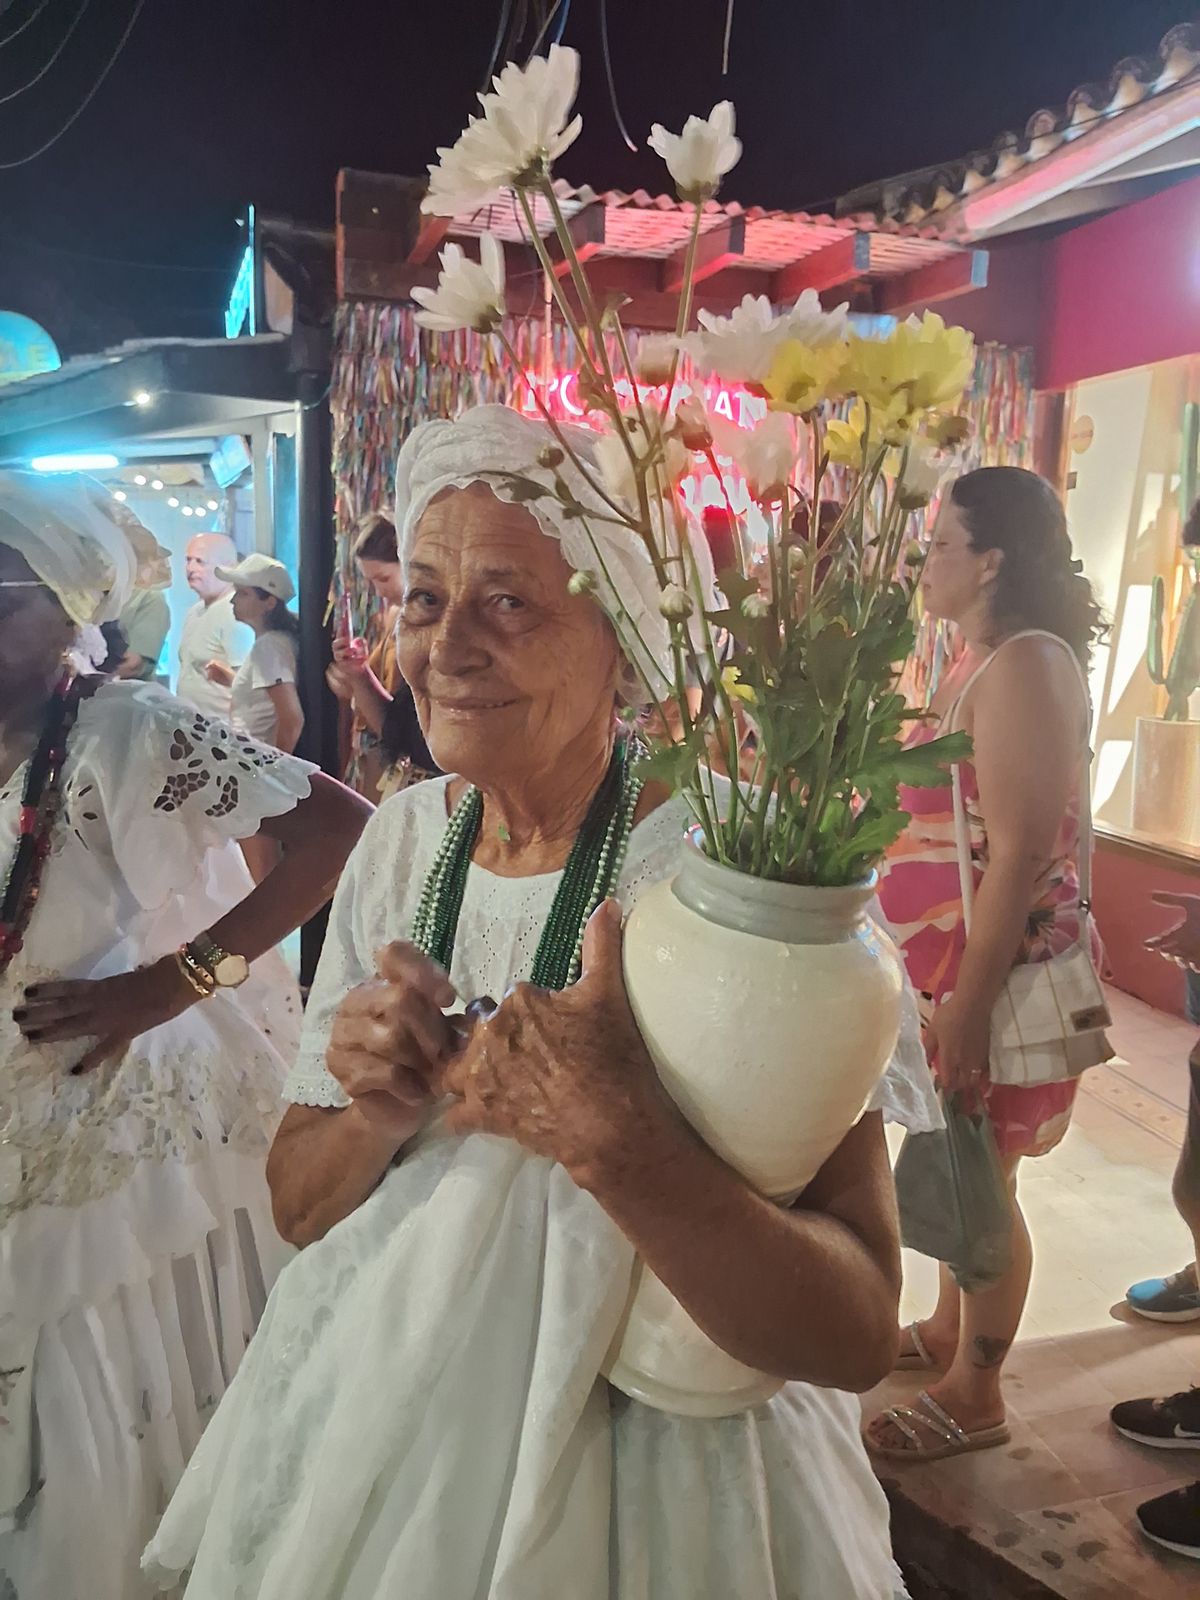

{"left": 0, "top": 0, "right": 145, "bottom": 168}
{"left": 0, "top": 0, "right": 52, "bottom": 49}
{"left": 480, "top": 0, "right": 513, "bottom": 91}
{"left": 0, "top": 224, "right": 229, "bottom": 271}
{"left": 599, "top": 0, "right": 637, "bottom": 153}
{"left": 721, "top": 0, "right": 735, "bottom": 75}
{"left": 0, "top": 0, "right": 88, "bottom": 104}
{"left": 527, "top": 0, "right": 569, "bottom": 59}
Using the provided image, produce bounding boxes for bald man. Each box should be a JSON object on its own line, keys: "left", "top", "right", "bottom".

{"left": 176, "top": 533, "right": 254, "bottom": 718}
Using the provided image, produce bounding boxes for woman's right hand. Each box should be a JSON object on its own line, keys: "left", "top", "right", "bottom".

{"left": 325, "top": 942, "right": 458, "bottom": 1142}
{"left": 332, "top": 635, "right": 371, "bottom": 676}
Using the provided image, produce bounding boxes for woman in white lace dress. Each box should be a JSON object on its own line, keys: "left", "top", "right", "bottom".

{"left": 145, "top": 408, "right": 937, "bottom": 1599}
{"left": 0, "top": 474, "right": 370, "bottom": 1599}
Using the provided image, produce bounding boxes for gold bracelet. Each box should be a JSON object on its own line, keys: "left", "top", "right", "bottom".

{"left": 175, "top": 947, "right": 216, "bottom": 1000}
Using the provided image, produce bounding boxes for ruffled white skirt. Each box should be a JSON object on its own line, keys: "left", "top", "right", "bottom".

{"left": 144, "top": 1124, "right": 907, "bottom": 1600}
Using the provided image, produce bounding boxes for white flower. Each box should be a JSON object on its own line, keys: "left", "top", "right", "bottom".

{"left": 422, "top": 45, "right": 583, "bottom": 216}
{"left": 658, "top": 584, "right": 695, "bottom": 620}
{"left": 897, "top": 443, "right": 943, "bottom": 509}
{"left": 709, "top": 412, "right": 797, "bottom": 505}
{"left": 648, "top": 101, "right": 741, "bottom": 201}
{"left": 595, "top": 410, "right": 689, "bottom": 507}
{"left": 680, "top": 291, "right": 847, "bottom": 386}
{"left": 741, "top": 593, "right": 771, "bottom": 619}
{"left": 412, "top": 234, "right": 506, "bottom": 333}
{"left": 635, "top": 334, "right": 676, "bottom": 385}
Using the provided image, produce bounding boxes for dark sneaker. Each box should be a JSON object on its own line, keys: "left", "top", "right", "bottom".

{"left": 1136, "top": 1481, "right": 1200, "bottom": 1559}
{"left": 1126, "top": 1264, "right": 1200, "bottom": 1323}
{"left": 1112, "top": 1388, "right": 1200, "bottom": 1449}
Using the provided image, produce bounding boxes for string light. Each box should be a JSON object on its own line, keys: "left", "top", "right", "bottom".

{"left": 181, "top": 505, "right": 194, "bottom": 516}
{"left": 167, "top": 496, "right": 179, "bottom": 507}
{"left": 133, "top": 472, "right": 147, "bottom": 486}
{"left": 112, "top": 489, "right": 128, "bottom": 502}
{"left": 151, "top": 478, "right": 163, "bottom": 491}
{"left": 206, "top": 499, "right": 218, "bottom": 511}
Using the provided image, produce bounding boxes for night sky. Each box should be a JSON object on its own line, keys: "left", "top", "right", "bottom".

{"left": 0, "top": 0, "right": 1189, "bottom": 343}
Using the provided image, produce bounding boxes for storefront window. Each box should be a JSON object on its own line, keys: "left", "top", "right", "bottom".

{"left": 1065, "top": 357, "right": 1200, "bottom": 854}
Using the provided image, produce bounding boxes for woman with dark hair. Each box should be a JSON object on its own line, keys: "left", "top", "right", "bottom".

{"left": 329, "top": 511, "right": 438, "bottom": 803}
{"left": 866, "top": 466, "right": 1108, "bottom": 1463}
{"left": 206, "top": 554, "right": 304, "bottom": 755}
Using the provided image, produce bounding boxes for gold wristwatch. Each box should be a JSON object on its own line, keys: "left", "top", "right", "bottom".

{"left": 185, "top": 931, "right": 250, "bottom": 991}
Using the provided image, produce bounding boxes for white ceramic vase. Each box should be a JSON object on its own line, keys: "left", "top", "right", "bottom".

{"left": 1131, "top": 716, "right": 1200, "bottom": 848}
{"left": 605, "top": 832, "right": 904, "bottom": 1417}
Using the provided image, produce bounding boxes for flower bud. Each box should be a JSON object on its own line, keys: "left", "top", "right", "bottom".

{"left": 635, "top": 335, "right": 676, "bottom": 386}
{"left": 741, "top": 593, "right": 771, "bottom": 619}
{"left": 658, "top": 583, "right": 695, "bottom": 620}
{"left": 673, "top": 396, "right": 712, "bottom": 452}
{"left": 537, "top": 445, "right": 564, "bottom": 469}
{"left": 568, "top": 569, "right": 599, "bottom": 597}
{"left": 904, "top": 541, "right": 925, "bottom": 567}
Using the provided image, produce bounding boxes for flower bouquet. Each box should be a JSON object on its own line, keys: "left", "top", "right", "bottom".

{"left": 416, "top": 45, "right": 973, "bottom": 1415}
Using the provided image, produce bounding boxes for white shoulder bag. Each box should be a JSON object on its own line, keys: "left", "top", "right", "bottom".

{"left": 949, "top": 630, "right": 1112, "bottom": 1088}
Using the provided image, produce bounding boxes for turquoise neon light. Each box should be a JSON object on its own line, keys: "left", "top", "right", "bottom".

{"left": 224, "top": 245, "right": 254, "bottom": 339}
{"left": 32, "top": 453, "right": 119, "bottom": 472}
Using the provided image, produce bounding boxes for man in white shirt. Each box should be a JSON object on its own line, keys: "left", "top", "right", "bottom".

{"left": 176, "top": 533, "right": 254, "bottom": 718}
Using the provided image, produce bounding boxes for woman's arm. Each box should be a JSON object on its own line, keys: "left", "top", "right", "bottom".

{"left": 929, "top": 638, "right": 1081, "bottom": 1088}
{"left": 265, "top": 681, "right": 305, "bottom": 754}
{"left": 587, "top": 1108, "right": 901, "bottom": 1389}
{"left": 267, "top": 1101, "right": 415, "bottom": 1247}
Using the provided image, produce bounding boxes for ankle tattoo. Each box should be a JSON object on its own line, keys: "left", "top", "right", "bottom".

{"left": 972, "top": 1335, "right": 1011, "bottom": 1369}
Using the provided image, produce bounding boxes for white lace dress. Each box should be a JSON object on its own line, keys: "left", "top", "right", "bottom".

{"left": 145, "top": 778, "right": 938, "bottom": 1600}
{"left": 0, "top": 681, "right": 313, "bottom": 1600}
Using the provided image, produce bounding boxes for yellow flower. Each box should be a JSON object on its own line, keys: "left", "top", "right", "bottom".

{"left": 842, "top": 312, "right": 974, "bottom": 423}
{"left": 763, "top": 339, "right": 847, "bottom": 416}
{"left": 721, "top": 665, "right": 757, "bottom": 704}
{"left": 824, "top": 399, "right": 907, "bottom": 468}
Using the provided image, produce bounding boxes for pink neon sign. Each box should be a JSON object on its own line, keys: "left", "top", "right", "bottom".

{"left": 512, "top": 369, "right": 769, "bottom": 525}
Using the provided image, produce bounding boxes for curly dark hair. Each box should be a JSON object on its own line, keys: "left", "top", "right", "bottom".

{"left": 949, "top": 467, "right": 1107, "bottom": 666}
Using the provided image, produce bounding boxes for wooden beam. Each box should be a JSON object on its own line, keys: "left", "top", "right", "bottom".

{"left": 407, "top": 215, "right": 451, "bottom": 265}
{"left": 549, "top": 204, "right": 607, "bottom": 278}
{"left": 875, "top": 248, "right": 989, "bottom": 313}
{"left": 771, "top": 232, "right": 875, "bottom": 301}
{"left": 660, "top": 215, "right": 746, "bottom": 293}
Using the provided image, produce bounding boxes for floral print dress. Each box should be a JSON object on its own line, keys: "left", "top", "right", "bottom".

{"left": 878, "top": 639, "right": 1103, "bottom": 1158}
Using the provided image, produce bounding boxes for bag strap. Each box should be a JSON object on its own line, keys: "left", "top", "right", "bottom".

{"left": 950, "top": 630, "right": 1092, "bottom": 938}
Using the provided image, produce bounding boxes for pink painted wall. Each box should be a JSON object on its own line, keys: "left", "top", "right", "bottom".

{"left": 1040, "top": 174, "right": 1200, "bottom": 392}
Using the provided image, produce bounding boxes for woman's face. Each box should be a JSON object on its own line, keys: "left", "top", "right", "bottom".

{"left": 398, "top": 483, "right": 621, "bottom": 787}
{"left": 231, "top": 585, "right": 273, "bottom": 629}
{"left": 919, "top": 497, "right": 1001, "bottom": 625}
{"left": 0, "top": 543, "right": 76, "bottom": 704}
{"left": 359, "top": 557, "right": 405, "bottom": 607}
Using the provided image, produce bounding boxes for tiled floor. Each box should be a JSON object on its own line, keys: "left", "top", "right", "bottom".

{"left": 871, "top": 984, "right": 1200, "bottom": 1597}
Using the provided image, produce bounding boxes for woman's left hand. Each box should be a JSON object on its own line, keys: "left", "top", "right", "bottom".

{"left": 924, "top": 995, "right": 991, "bottom": 1099}
{"left": 443, "top": 900, "right": 672, "bottom": 1186}
{"left": 15, "top": 957, "right": 198, "bottom": 1074}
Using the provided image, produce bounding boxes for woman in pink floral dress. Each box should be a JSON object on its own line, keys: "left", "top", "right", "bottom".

{"left": 866, "top": 467, "right": 1108, "bottom": 1463}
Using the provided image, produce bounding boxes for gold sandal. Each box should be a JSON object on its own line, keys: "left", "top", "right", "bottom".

{"left": 867, "top": 1389, "right": 1010, "bottom": 1462}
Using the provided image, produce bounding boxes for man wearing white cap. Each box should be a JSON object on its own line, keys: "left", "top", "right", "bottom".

{"left": 206, "top": 552, "right": 304, "bottom": 753}
{"left": 176, "top": 532, "right": 253, "bottom": 717}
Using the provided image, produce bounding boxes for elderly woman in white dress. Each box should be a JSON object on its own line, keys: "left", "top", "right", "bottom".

{"left": 145, "top": 407, "right": 938, "bottom": 1600}
{"left": 0, "top": 473, "right": 370, "bottom": 1599}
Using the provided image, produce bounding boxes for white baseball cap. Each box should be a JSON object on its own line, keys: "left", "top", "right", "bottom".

{"left": 214, "top": 553, "right": 295, "bottom": 602}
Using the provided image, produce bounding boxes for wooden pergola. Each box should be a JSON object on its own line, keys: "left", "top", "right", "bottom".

{"left": 336, "top": 171, "right": 990, "bottom": 329}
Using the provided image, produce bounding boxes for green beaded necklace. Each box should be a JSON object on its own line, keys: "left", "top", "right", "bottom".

{"left": 410, "top": 738, "right": 643, "bottom": 992}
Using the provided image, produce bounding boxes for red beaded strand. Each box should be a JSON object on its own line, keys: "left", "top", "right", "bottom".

{"left": 0, "top": 672, "right": 82, "bottom": 977}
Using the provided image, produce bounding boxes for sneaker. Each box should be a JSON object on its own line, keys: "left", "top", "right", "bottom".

{"left": 1135, "top": 1480, "right": 1200, "bottom": 1559}
{"left": 1126, "top": 1264, "right": 1200, "bottom": 1323}
{"left": 1112, "top": 1388, "right": 1200, "bottom": 1449}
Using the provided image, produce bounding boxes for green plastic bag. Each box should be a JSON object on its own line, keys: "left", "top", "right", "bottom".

{"left": 893, "top": 1093, "right": 1014, "bottom": 1292}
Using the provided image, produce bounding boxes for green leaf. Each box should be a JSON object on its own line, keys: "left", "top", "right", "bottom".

{"left": 857, "top": 729, "right": 972, "bottom": 792}
{"left": 633, "top": 736, "right": 704, "bottom": 791}
{"left": 806, "top": 623, "right": 859, "bottom": 713}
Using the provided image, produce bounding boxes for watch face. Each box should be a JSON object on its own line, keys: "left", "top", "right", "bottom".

{"left": 213, "top": 952, "right": 250, "bottom": 987}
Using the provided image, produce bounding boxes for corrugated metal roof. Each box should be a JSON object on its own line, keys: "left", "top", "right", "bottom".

{"left": 836, "top": 20, "right": 1200, "bottom": 227}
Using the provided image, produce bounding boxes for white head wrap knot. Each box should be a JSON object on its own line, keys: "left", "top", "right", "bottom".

{"left": 394, "top": 404, "right": 713, "bottom": 695}
{"left": 0, "top": 470, "right": 169, "bottom": 627}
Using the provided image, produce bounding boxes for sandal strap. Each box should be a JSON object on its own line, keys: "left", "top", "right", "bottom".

{"left": 908, "top": 1321, "right": 934, "bottom": 1368}
{"left": 916, "top": 1389, "right": 970, "bottom": 1445}
{"left": 883, "top": 1404, "right": 960, "bottom": 1448}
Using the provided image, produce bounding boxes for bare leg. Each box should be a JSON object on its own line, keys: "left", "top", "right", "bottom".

{"left": 899, "top": 1264, "right": 961, "bottom": 1368}
{"left": 871, "top": 1153, "right": 1030, "bottom": 1447}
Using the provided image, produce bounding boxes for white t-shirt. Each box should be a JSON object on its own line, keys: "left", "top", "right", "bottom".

{"left": 230, "top": 630, "right": 299, "bottom": 744}
{"left": 176, "top": 594, "right": 254, "bottom": 718}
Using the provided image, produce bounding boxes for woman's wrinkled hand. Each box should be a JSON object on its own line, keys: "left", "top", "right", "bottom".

{"left": 924, "top": 995, "right": 991, "bottom": 1099}
{"left": 15, "top": 958, "right": 197, "bottom": 1074}
{"left": 325, "top": 942, "right": 458, "bottom": 1142}
{"left": 442, "top": 901, "right": 671, "bottom": 1187}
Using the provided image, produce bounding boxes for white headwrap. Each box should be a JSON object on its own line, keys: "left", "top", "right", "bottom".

{"left": 394, "top": 404, "right": 713, "bottom": 695}
{"left": 0, "top": 470, "right": 169, "bottom": 628}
